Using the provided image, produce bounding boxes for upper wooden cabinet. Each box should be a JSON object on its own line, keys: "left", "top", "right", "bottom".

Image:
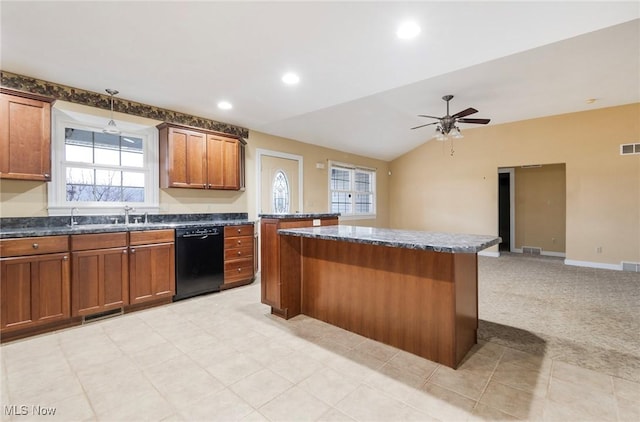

{"left": 0, "top": 89, "right": 55, "bottom": 182}
{"left": 158, "top": 122, "right": 245, "bottom": 190}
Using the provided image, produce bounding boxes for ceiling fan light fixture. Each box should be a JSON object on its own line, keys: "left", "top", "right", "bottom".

{"left": 103, "top": 88, "right": 121, "bottom": 135}
{"left": 451, "top": 126, "right": 464, "bottom": 139}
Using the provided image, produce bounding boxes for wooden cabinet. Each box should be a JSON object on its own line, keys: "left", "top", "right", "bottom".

{"left": 129, "top": 230, "right": 175, "bottom": 304}
{"left": 0, "top": 236, "right": 70, "bottom": 334}
{"left": 158, "top": 122, "right": 245, "bottom": 190}
{"left": 0, "top": 89, "right": 54, "bottom": 181}
{"left": 223, "top": 224, "right": 255, "bottom": 288}
{"left": 70, "top": 232, "right": 128, "bottom": 317}
{"left": 260, "top": 216, "right": 339, "bottom": 318}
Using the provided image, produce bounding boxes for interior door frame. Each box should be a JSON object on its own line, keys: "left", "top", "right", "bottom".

{"left": 498, "top": 167, "right": 516, "bottom": 253}
{"left": 256, "top": 148, "right": 304, "bottom": 215}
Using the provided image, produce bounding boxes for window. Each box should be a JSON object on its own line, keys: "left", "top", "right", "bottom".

{"left": 272, "top": 170, "right": 290, "bottom": 214}
{"left": 329, "top": 161, "right": 376, "bottom": 218}
{"left": 49, "top": 107, "right": 159, "bottom": 215}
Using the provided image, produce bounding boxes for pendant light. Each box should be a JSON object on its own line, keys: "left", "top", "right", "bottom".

{"left": 103, "top": 89, "right": 121, "bottom": 135}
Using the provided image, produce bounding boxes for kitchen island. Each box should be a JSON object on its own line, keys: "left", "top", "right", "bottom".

{"left": 276, "top": 225, "right": 500, "bottom": 368}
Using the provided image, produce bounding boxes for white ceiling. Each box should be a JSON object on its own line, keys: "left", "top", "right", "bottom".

{"left": 2, "top": 1, "right": 639, "bottom": 160}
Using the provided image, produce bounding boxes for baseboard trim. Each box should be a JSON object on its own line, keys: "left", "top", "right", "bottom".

{"left": 479, "top": 251, "right": 500, "bottom": 258}
{"left": 564, "top": 259, "right": 623, "bottom": 271}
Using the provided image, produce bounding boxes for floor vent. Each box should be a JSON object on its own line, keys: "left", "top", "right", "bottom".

{"left": 82, "top": 308, "right": 124, "bottom": 324}
{"left": 620, "top": 143, "right": 640, "bottom": 155}
{"left": 522, "top": 246, "right": 542, "bottom": 255}
{"left": 622, "top": 262, "right": 640, "bottom": 272}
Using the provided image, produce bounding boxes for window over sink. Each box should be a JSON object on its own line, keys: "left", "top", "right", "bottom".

{"left": 328, "top": 161, "right": 376, "bottom": 219}
{"left": 48, "top": 104, "right": 159, "bottom": 215}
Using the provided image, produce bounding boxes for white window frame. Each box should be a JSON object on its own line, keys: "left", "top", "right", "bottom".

{"left": 48, "top": 107, "right": 159, "bottom": 216}
{"left": 328, "top": 160, "right": 376, "bottom": 220}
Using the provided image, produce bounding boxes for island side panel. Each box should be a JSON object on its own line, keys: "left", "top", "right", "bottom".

{"left": 279, "top": 234, "right": 302, "bottom": 318}
{"left": 260, "top": 219, "right": 281, "bottom": 310}
{"left": 301, "top": 237, "right": 461, "bottom": 368}
{"left": 453, "top": 253, "right": 479, "bottom": 365}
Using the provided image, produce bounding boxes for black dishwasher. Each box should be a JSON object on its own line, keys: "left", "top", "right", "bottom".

{"left": 174, "top": 226, "right": 224, "bottom": 301}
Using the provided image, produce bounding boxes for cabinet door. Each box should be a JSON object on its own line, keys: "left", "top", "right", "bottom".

{"left": 1, "top": 253, "right": 70, "bottom": 333}
{"left": 129, "top": 242, "right": 175, "bottom": 305}
{"left": 260, "top": 220, "right": 281, "bottom": 308}
{"left": 207, "top": 135, "right": 240, "bottom": 190}
{"left": 72, "top": 247, "right": 128, "bottom": 316}
{"left": 0, "top": 92, "right": 52, "bottom": 181}
{"left": 161, "top": 127, "right": 207, "bottom": 189}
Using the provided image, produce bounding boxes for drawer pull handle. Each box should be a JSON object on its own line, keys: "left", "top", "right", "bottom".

{"left": 32, "top": 243, "right": 39, "bottom": 249}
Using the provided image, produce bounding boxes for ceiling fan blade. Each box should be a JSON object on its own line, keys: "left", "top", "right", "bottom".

{"left": 457, "top": 118, "right": 491, "bottom": 124}
{"left": 417, "top": 114, "right": 441, "bottom": 119}
{"left": 410, "top": 122, "right": 438, "bottom": 130}
{"left": 451, "top": 107, "right": 478, "bottom": 119}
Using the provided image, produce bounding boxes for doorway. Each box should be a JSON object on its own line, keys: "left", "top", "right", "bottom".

{"left": 256, "top": 149, "right": 303, "bottom": 215}
{"left": 498, "top": 168, "right": 514, "bottom": 252}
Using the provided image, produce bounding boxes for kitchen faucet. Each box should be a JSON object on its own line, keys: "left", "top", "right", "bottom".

{"left": 70, "top": 207, "right": 79, "bottom": 226}
{"left": 124, "top": 205, "right": 134, "bottom": 225}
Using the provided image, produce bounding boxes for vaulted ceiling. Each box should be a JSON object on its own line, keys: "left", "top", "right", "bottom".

{"left": 2, "top": 1, "right": 638, "bottom": 160}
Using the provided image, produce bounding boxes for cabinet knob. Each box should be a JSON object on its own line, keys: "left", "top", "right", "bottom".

{"left": 237, "top": 251, "right": 242, "bottom": 255}
{"left": 32, "top": 243, "right": 39, "bottom": 249}
{"left": 123, "top": 250, "right": 128, "bottom": 254}
{"left": 237, "top": 240, "right": 242, "bottom": 245}
{"left": 43, "top": 173, "right": 50, "bottom": 178}
{"left": 131, "top": 248, "right": 136, "bottom": 254}
{"left": 63, "top": 255, "right": 68, "bottom": 261}
{"left": 203, "top": 184, "right": 207, "bottom": 188}
{"left": 237, "top": 268, "right": 242, "bottom": 272}
{"left": 237, "top": 228, "right": 241, "bottom": 233}
{"left": 208, "top": 184, "right": 212, "bottom": 188}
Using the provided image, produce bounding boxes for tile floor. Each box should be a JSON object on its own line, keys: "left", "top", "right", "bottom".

{"left": 1, "top": 277, "right": 639, "bottom": 421}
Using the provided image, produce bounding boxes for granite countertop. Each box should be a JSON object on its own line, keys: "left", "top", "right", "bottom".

{"left": 259, "top": 213, "right": 340, "bottom": 219}
{"left": 0, "top": 217, "right": 254, "bottom": 239}
{"left": 278, "top": 225, "right": 501, "bottom": 253}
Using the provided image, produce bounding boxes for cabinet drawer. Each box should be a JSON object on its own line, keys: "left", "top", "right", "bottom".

{"left": 71, "top": 232, "right": 128, "bottom": 251}
{"left": 224, "top": 258, "right": 254, "bottom": 282}
{"left": 0, "top": 236, "right": 69, "bottom": 257}
{"left": 129, "top": 229, "right": 174, "bottom": 246}
{"left": 224, "top": 235, "right": 253, "bottom": 249}
{"left": 224, "top": 246, "right": 253, "bottom": 261}
{"left": 224, "top": 225, "right": 253, "bottom": 237}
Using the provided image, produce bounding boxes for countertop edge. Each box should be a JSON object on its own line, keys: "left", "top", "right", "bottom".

{"left": 0, "top": 220, "right": 255, "bottom": 239}
{"left": 278, "top": 227, "right": 501, "bottom": 254}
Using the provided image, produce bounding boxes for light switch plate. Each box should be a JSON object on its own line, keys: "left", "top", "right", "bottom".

{"left": 313, "top": 219, "right": 321, "bottom": 226}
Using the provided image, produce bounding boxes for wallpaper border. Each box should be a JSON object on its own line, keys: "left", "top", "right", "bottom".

{"left": 1, "top": 70, "right": 249, "bottom": 138}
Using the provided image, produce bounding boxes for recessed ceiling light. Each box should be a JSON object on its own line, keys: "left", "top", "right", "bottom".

{"left": 217, "top": 101, "right": 233, "bottom": 110}
{"left": 282, "top": 72, "right": 300, "bottom": 85}
{"left": 396, "top": 21, "right": 421, "bottom": 40}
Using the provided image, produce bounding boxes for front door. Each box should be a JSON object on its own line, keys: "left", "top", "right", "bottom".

{"left": 260, "top": 155, "right": 300, "bottom": 214}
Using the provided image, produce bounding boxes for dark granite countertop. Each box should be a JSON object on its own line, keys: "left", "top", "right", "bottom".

{"left": 0, "top": 213, "right": 254, "bottom": 239}
{"left": 259, "top": 213, "right": 340, "bottom": 219}
{"left": 278, "top": 225, "right": 500, "bottom": 253}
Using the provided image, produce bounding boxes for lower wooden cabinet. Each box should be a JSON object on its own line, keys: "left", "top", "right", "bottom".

{"left": 223, "top": 224, "right": 255, "bottom": 286}
{"left": 70, "top": 232, "right": 129, "bottom": 317}
{"left": 129, "top": 230, "right": 175, "bottom": 304}
{"left": 0, "top": 252, "right": 70, "bottom": 333}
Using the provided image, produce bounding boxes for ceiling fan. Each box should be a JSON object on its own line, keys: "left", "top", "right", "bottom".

{"left": 411, "top": 95, "right": 490, "bottom": 139}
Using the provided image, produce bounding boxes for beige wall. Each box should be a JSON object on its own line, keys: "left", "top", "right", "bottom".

{"left": 514, "top": 164, "right": 566, "bottom": 253}
{"left": 390, "top": 103, "right": 640, "bottom": 266}
{"left": 0, "top": 124, "right": 390, "bottom": 229}
{"left": 245, "top": 131, "right": 390, "bottom": 227}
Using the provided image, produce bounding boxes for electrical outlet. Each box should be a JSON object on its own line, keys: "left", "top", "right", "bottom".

{"left": 596, "top": 246, "right": 603, "bottom": 253}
